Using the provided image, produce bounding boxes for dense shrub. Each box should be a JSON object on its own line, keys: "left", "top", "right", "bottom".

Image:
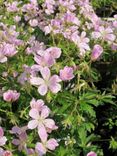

{"left": 0, "top": 0, "right": 117, "bottom": 155}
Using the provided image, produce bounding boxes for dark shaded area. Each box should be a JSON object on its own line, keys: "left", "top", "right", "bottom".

{"left": 93, "top": 58, "right": 117, "bottom": 155}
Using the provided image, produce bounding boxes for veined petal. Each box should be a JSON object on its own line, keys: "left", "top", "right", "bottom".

{"left": 35, "top": 142, "right": 47, "bottom": 155}
{"left": 49, "top": 83, "right": 61, "bottom": 94}
{"left": 38, "top": 124, "right": 48, "bottom": 142}
{"left": 41, "top": 107, "right": 50, "bottom": 119}
{"left": 28, "top": 120, "right": 38, "bottom": 129}
{"left": 38, "top": 84, "right": 48, "bottom": 96}
{"left": 29, "top": 109, "right": 40, "bottom": 119}
{"left": 30, "top": 77, "right": 44, "bottom": 85}
{"left": 44, "top": 119, "right": 55, "bottom": 129}
{"left": 40, "top": 67, "right": 50, "bottom": 80}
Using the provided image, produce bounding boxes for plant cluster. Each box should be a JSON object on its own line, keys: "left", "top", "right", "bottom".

{"left": 0, "top": 0, "right": 117, "bottom": 155}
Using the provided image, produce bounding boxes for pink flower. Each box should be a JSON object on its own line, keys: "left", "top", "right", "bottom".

{"left": 34, "top": 47, "right": 61, "bottom": 68}
{"left": 87, "top": 151, "right": 97, "bottom": 156}
{"left": 60, "top": 66, "right": 74, "bottom": 81}
{"left": 46, "top": 47, "right": 61, "bottom": 59}
{"left": 34, "top": 52, "right": 55, "bottom": 68}
{"left": 14, "top": 16, "right": 21, "bottom": 22}
{"left": 71, "top": 31, "right": 90, "bottom": 56}
{"left": 92, "top": 26, "right": 116, "bottom": 42}
{"left": 30, "top": 67, "right": 61, "bottom": 95}
{"left": 29, "top": 19, "right": 38, "bottom": 27}
{"left": 91, "top": 44, "right": 103, "bottom": 61}
{"left": 44, "top": 0, "right": 56, "bottom": 15}
{"left": 3, "top": 43, "right": 17, "bottom": 57}
{"left": 6, "top": 1, "right": 19, "bottom": 12}
{"left": 30, "top": 98, "right": 45, "bottom": 111}
{"left": 0, "top": 149, "right": 12, "bottom": 156}
{"left": 28, "top": 107, "right": 56, "bottom": 136}
{"left": 3, "top": 151, "right": 12, "bottom": 156}
{"left": 3, "top": 90, "right": 20, "bottom": 102}
{"left": 59, "top": 0, "right": 76, "bottom": 11}
{"left": 35, "top": 132, "right": 58, "bottom": 155}
{"left": 0, "top": 127, "right": 7, "bottom": 146}
{"left": 63, "top": 11, "right": 80, "bottom": 26}
{"left": 11, "top": 126, "right": 27, "bottom": 151}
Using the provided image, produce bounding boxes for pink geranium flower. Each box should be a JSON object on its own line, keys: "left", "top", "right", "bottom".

{"left": 28, "top": 107, "right": 56, "bottom": 137}
{"left": 30, "top": 98, "right": 45, "bottom": 111}
{"left": 3, "top": 151, "right": 12, "bottom": 156}
{"left": 87, "top": 151, "right": 97, "bottom": 156}
{"left": 92, "top": 26, "right": 116, "bottom": 42}
{"left": 91, "top": 44, "right": 103, "bottom": 61}
{"left": 11, "top": 126, "right": 27, "bottom": 151}
{"left": 60, "top": 66, "right": 74, "bottom": 81}
{"left": 34, "top": 47, "right": 61, "bottom": 68}
{"left": 30, "top": 67, "right": 61, "bottom": 95}
{"left": 0, "top": 127, "right": 7, "bottom": 146}
{"left": 35, "top": 127, "right": 59, "bottom": 155}
{"left": 71, "top": 31, "right": 90, "bottom": 56}
{"left": 3, "top": 90, "right": 20, "bottom": 102}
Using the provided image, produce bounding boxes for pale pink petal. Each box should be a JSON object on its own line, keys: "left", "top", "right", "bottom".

{"left": 50, "top": 75, "right": 61, "bottom": 83}
{"left": 29, "top": 109, "right": 40, "bottom": 119}
{"left": 0, "top": 136, "right": 7, "bottom": 146}
{"left": 44, "top": 119, "right": 55, "bottom": 129}
{"left": 30, "top": 77, "right": 44, "bottom": 85}
{"left": 28, "top": 120, "right": 38, "bottom": 129}
{"left": 46, "top": 47, "right": 61, "bottom": 58}
{"left": 38, "top": 84, "right": 48, "bottom": 96}
{"left": 87, "top": 151, "right": 97, "bottom": 156}
{"left": 40, "top": 67, "right": 50, "bottom": 80}
{"left": 0, "top": 56, "right": 7, "bottom": 63}
{"left": 38, "top": 125, "right": 48, "bottom": 142}
{"left": 41, "top": 107, "right": 50, "bottom": 119}
{"left": 35, "top": 142, "right": 47, "bottom": 155}
{"left": 46, "top": 139, "right": 59, "bottom": 150}
{"left": 44, "top": 53, "right": 55, "bottom": 67}
{"left": 49, "top": 83, "right": 61, "bottom": 93}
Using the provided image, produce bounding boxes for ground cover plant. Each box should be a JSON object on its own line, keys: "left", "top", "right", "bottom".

{"left": 0, "top": 0, "right": 117, "bottom": 155}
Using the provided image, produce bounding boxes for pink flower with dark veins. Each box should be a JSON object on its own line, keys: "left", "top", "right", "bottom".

{"left": 60, "top": 66, "right": 74, "bottom": 81}
{"left": 30, "top": 67, "right": 61, "bottom": 95}
{"left": 28, "top": 107, "right": 57, "bottom": 137}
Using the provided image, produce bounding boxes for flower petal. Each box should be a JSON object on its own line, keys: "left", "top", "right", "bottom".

{"left": 38, "top": 124, "right": 47, "bottom": 142}
{"left": 30, "top": 77, "right": 44, "bottom": 85}
{"left": 46, "top": 139, "right": 59, "bottom": 150}
{"left": 44, "top": 119, "right": 55, "bottom": 129}
{"left": 28, "top": 120, "right": 38, "bottom": 129}
{"left": 40, "top": 67, "right": 50, "bottom": 80}
{"left": 41, "top": 107, "right": 50, "bottom": 119}
{"left": 49, "top": 83, "right": 61, "bottom": 94}
{"left": 38, "top": 84, "right": 48, "bottom": 96}
{"left": 35, "top": 142, "right": 47, "bottom": 155}
{"left": 29, "top": 109, "right": 40, "bottom": 119}
{"left": 0, "top": 136, "right": 7, "bottom": 146}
